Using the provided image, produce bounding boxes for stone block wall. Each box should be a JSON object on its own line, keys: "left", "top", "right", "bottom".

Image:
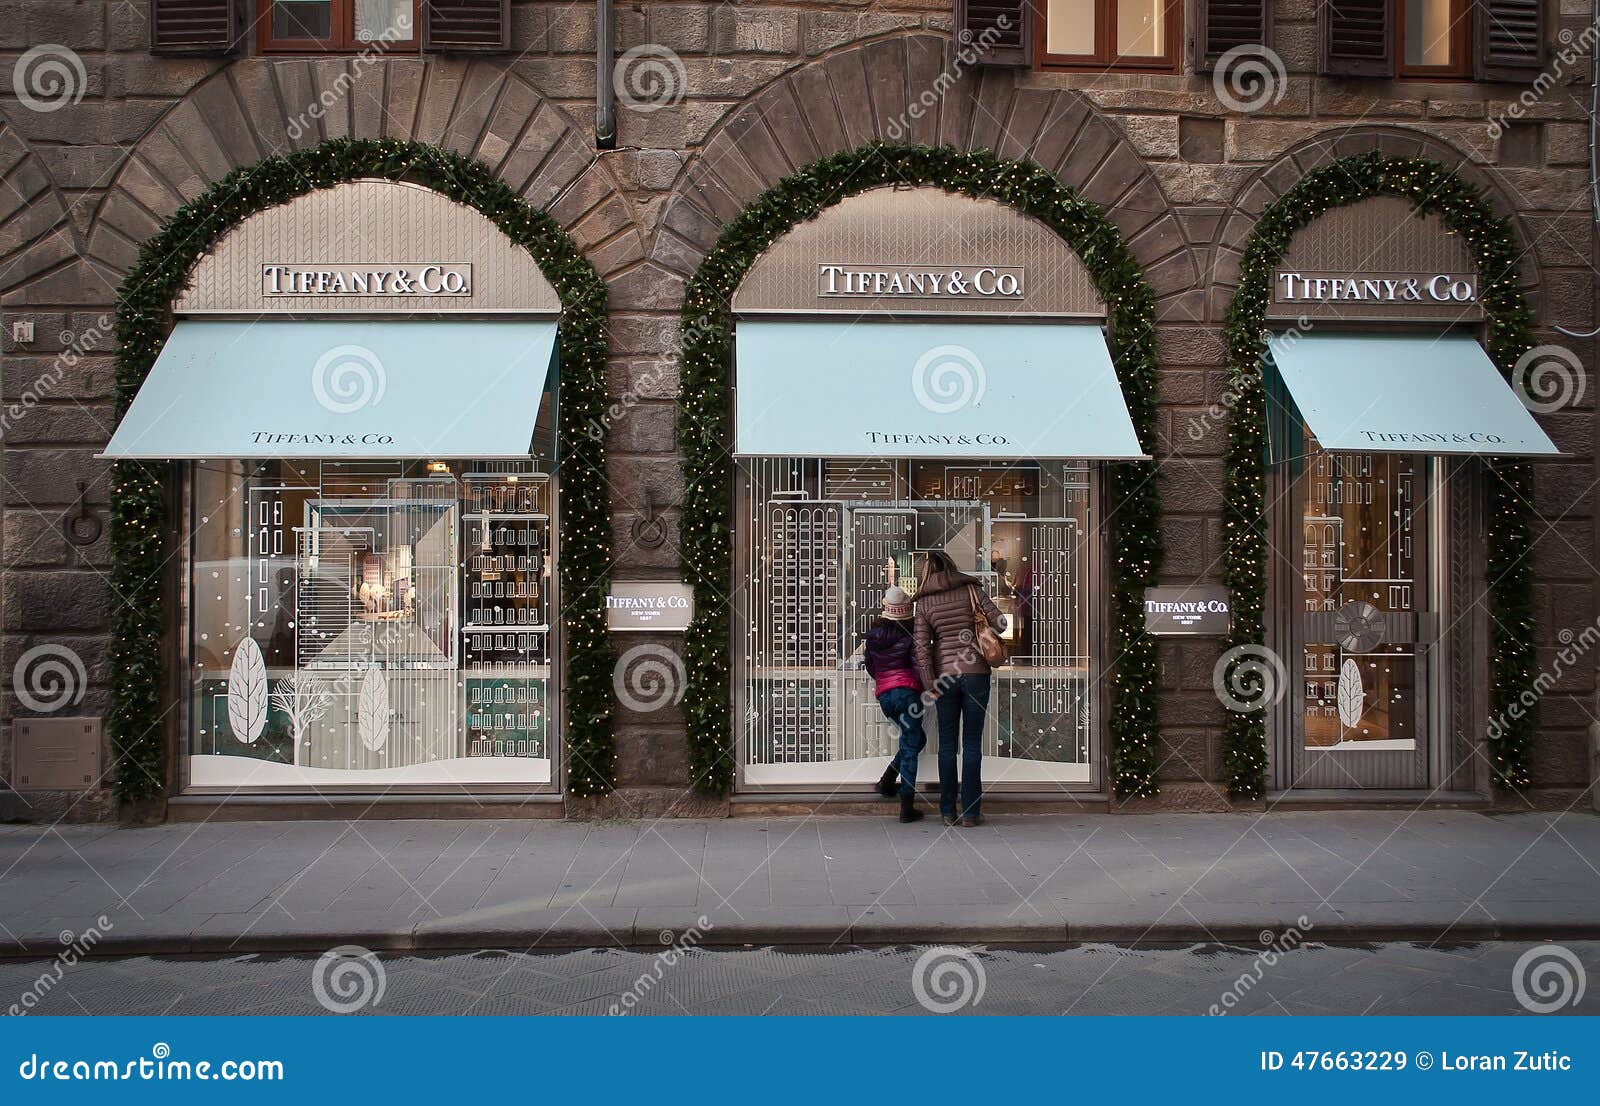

{"left": 0, "top": 0, "right": 1593, "bottom": 818}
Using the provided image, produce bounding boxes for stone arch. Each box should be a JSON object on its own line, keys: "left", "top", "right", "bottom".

{"left": 675, "top": 144, "right": 1167, "bottom": 798}
{"left": 650, "top": 32, "right": 1201, "bottom": 318}
{"left": 104, "top": 139, "right": 618, "bottom": 804}
{"left": 85, "top": 58, "right": 645, "bottom": 283}
{"left": 1205, "top": 125, "right": 1542, "bottom": 318}
{"left": 0, "top": 110, "right": 84, "bottom": 303}
{"left": 1215, "top": 149, "right": 1547, "bottom": 799}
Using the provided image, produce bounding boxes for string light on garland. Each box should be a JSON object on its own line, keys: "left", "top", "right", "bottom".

{"left": 109, "top": 138, "right": 617, "bottom": 802}
{"left": 676, "top": 143, "right": 1166, "bottom": 799}
{"left": 1221, "top": 151, "right": 1538, "bottom": 799}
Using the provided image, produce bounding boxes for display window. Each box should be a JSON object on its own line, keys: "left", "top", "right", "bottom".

{"left": 184, "top": 397, "right": 559, "bottom": 791}
{"left": 737, "top": 457, "right": 1097, "bottom": 787}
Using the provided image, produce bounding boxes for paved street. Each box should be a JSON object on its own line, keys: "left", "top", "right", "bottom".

{"left": 3, "top": 942, "right": 1597, "bottom": 1016}
{"left": 3, "top": 811, "right": 1599, "bottom": 956}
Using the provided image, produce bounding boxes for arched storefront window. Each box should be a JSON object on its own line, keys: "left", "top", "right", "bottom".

{"left": 1256, "top": 196, "right": 1559, "bottom": 791}
{"left": 106, "top": 179, "right": 568, "bottom": 793}
{"left": 725, "top": 186, "right": 1147, "bottom": 793}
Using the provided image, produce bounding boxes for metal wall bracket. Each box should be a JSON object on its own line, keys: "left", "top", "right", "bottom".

{"left": 631, "top": 490, "right": 666, "bottom": 549}
{"left": 62, "top": 481, "right": 102, "bottom": 548}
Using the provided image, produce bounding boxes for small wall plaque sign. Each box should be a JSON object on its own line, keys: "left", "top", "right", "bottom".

{"left": 1143, "top": 585, "right": 1231, "bottom": 636}
{"left": 607, "top": 581, "right": 695, "bottom": 632}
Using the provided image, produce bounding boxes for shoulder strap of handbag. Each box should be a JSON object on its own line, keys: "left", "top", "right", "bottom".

{"left": 968, "top": 584, "right": 986, "bottom": 628}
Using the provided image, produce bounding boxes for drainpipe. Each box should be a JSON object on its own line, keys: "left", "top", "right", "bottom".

{"left": 595, "top": 0, "right": 616, "bottom": 150}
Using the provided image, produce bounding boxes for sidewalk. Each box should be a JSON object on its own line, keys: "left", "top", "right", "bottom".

{"left": 2, "top": 811, "right": 1598, "bottom": 958}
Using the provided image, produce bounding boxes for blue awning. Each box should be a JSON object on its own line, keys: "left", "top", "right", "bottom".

{"left": 1266, "top": 332, "right": 1561, "bottom": 457}
{"left": 733, "top": 320, "right": 1147, "bottom": 460}
{"left": 101, "top": 319, "right": 557, "bottom": 460}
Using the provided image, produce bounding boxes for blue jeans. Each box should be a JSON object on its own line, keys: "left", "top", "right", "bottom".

{"left": 876, "top": 687, "right": 926, "bottom": 799}
{"left": 935, "top": 674, "right": 990, "bottom": 820}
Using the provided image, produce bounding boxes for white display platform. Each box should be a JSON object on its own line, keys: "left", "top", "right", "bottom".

{"left": 188, "top": 754, "right": 552, "bottom": 789}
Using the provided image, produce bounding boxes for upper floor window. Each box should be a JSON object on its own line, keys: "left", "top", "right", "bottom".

{"left": 1320, "top": 0, "right": 1546, "bottom": 81}
{"left": 1400, "top": 0, "right": 1472, "bottom": 75}
{"left": 257, "top": 0, "right": 419, "bottom": 53}
{"left": 1039, "top": 0, "right": 1180, "bottom": 69}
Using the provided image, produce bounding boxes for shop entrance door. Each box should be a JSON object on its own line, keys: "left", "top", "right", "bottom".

{"left": 1279, "top": 445, "right": 1436, "bottom": 790}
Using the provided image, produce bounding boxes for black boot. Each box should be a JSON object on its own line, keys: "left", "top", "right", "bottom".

{"left": 876, "top": 763, "right": 899, "bottom": 798}
{"left": 899, "top": 792, "right": 924, "bottom": 823}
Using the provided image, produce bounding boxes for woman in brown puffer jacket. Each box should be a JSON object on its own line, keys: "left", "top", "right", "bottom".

{"left": 913, "top": 550, "right": 1007, "bottom": 827}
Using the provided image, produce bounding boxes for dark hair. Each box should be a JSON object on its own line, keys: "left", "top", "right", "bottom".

{"left": 920, "top": 550, "right": 958, "bottom": 587}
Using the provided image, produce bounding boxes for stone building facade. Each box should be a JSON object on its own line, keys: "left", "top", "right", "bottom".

{"left": 0, "top": 0, "right": 1594, "bottom": 821}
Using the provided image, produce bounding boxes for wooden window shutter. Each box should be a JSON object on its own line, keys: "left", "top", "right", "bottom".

{"left": 1196, "top": 0, "right": 1273, "bottom": 69}
{"left": 953, "top": 0, "right": 1034, "bottom": 67}
{"left": 1475, "top": 0, "right": 1547, "bottom": 82}
{"left": 150, "top": 0, "right": 243, "bottom": 56}
{"left": 1319, "top": 0, "right": 1395, "bottom": 77}
{"left": 422, "top": 0, "right": 512, "bottom": 53}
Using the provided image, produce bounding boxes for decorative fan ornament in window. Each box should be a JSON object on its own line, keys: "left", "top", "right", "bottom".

{"left": 1333, "top": 600, "right": 1388, "bottom": 653}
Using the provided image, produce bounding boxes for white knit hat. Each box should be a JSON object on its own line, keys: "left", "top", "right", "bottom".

{"left": 881, "top": 585, "right": 913, "bottom": 620}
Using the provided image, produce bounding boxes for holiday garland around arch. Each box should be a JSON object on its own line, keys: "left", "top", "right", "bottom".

{"left": 1221, "top": 150, "right": 1538, "bottom": 799}
{"left": 109, "top": 137, "right": 616, "bottom": 802}
{"left": 678, "top": 143, "right": 1165, "bottom": 798}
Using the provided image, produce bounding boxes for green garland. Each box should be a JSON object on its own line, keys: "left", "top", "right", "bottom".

{"left": 1221, "top": 151, "right": 1538, "bottom": 799}
{"left": 678, "top": 143, "right": 1164, "bottom": 798}
{"left": 109, "top": 137, "right": 616, "bottom": 802}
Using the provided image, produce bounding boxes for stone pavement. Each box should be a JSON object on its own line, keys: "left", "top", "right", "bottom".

{"left": 2, "top": 810, "right": 1598, "bottom": 958}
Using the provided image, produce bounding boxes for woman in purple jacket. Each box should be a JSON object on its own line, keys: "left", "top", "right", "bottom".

{"left": 862, "top": 585, "right": 926, "bottom": 823}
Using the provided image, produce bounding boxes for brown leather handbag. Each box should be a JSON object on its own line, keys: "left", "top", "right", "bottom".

{"left": 969, "top": 586, "right": 1007, "bottom": 666}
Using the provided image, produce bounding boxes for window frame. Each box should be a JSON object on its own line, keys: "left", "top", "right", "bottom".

{"left": 255, "top": 0, "right": 419, "bottom": 54}
{"left": 1396, "top": 0, "right": 1474, "bottom": 78}
{"left": 1035, "top": 0, "right": 1183, "bottom": 73}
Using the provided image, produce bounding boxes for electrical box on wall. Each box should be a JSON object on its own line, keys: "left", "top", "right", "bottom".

{"left": 13, "top": 717, "right": 101, "bottom": 790}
